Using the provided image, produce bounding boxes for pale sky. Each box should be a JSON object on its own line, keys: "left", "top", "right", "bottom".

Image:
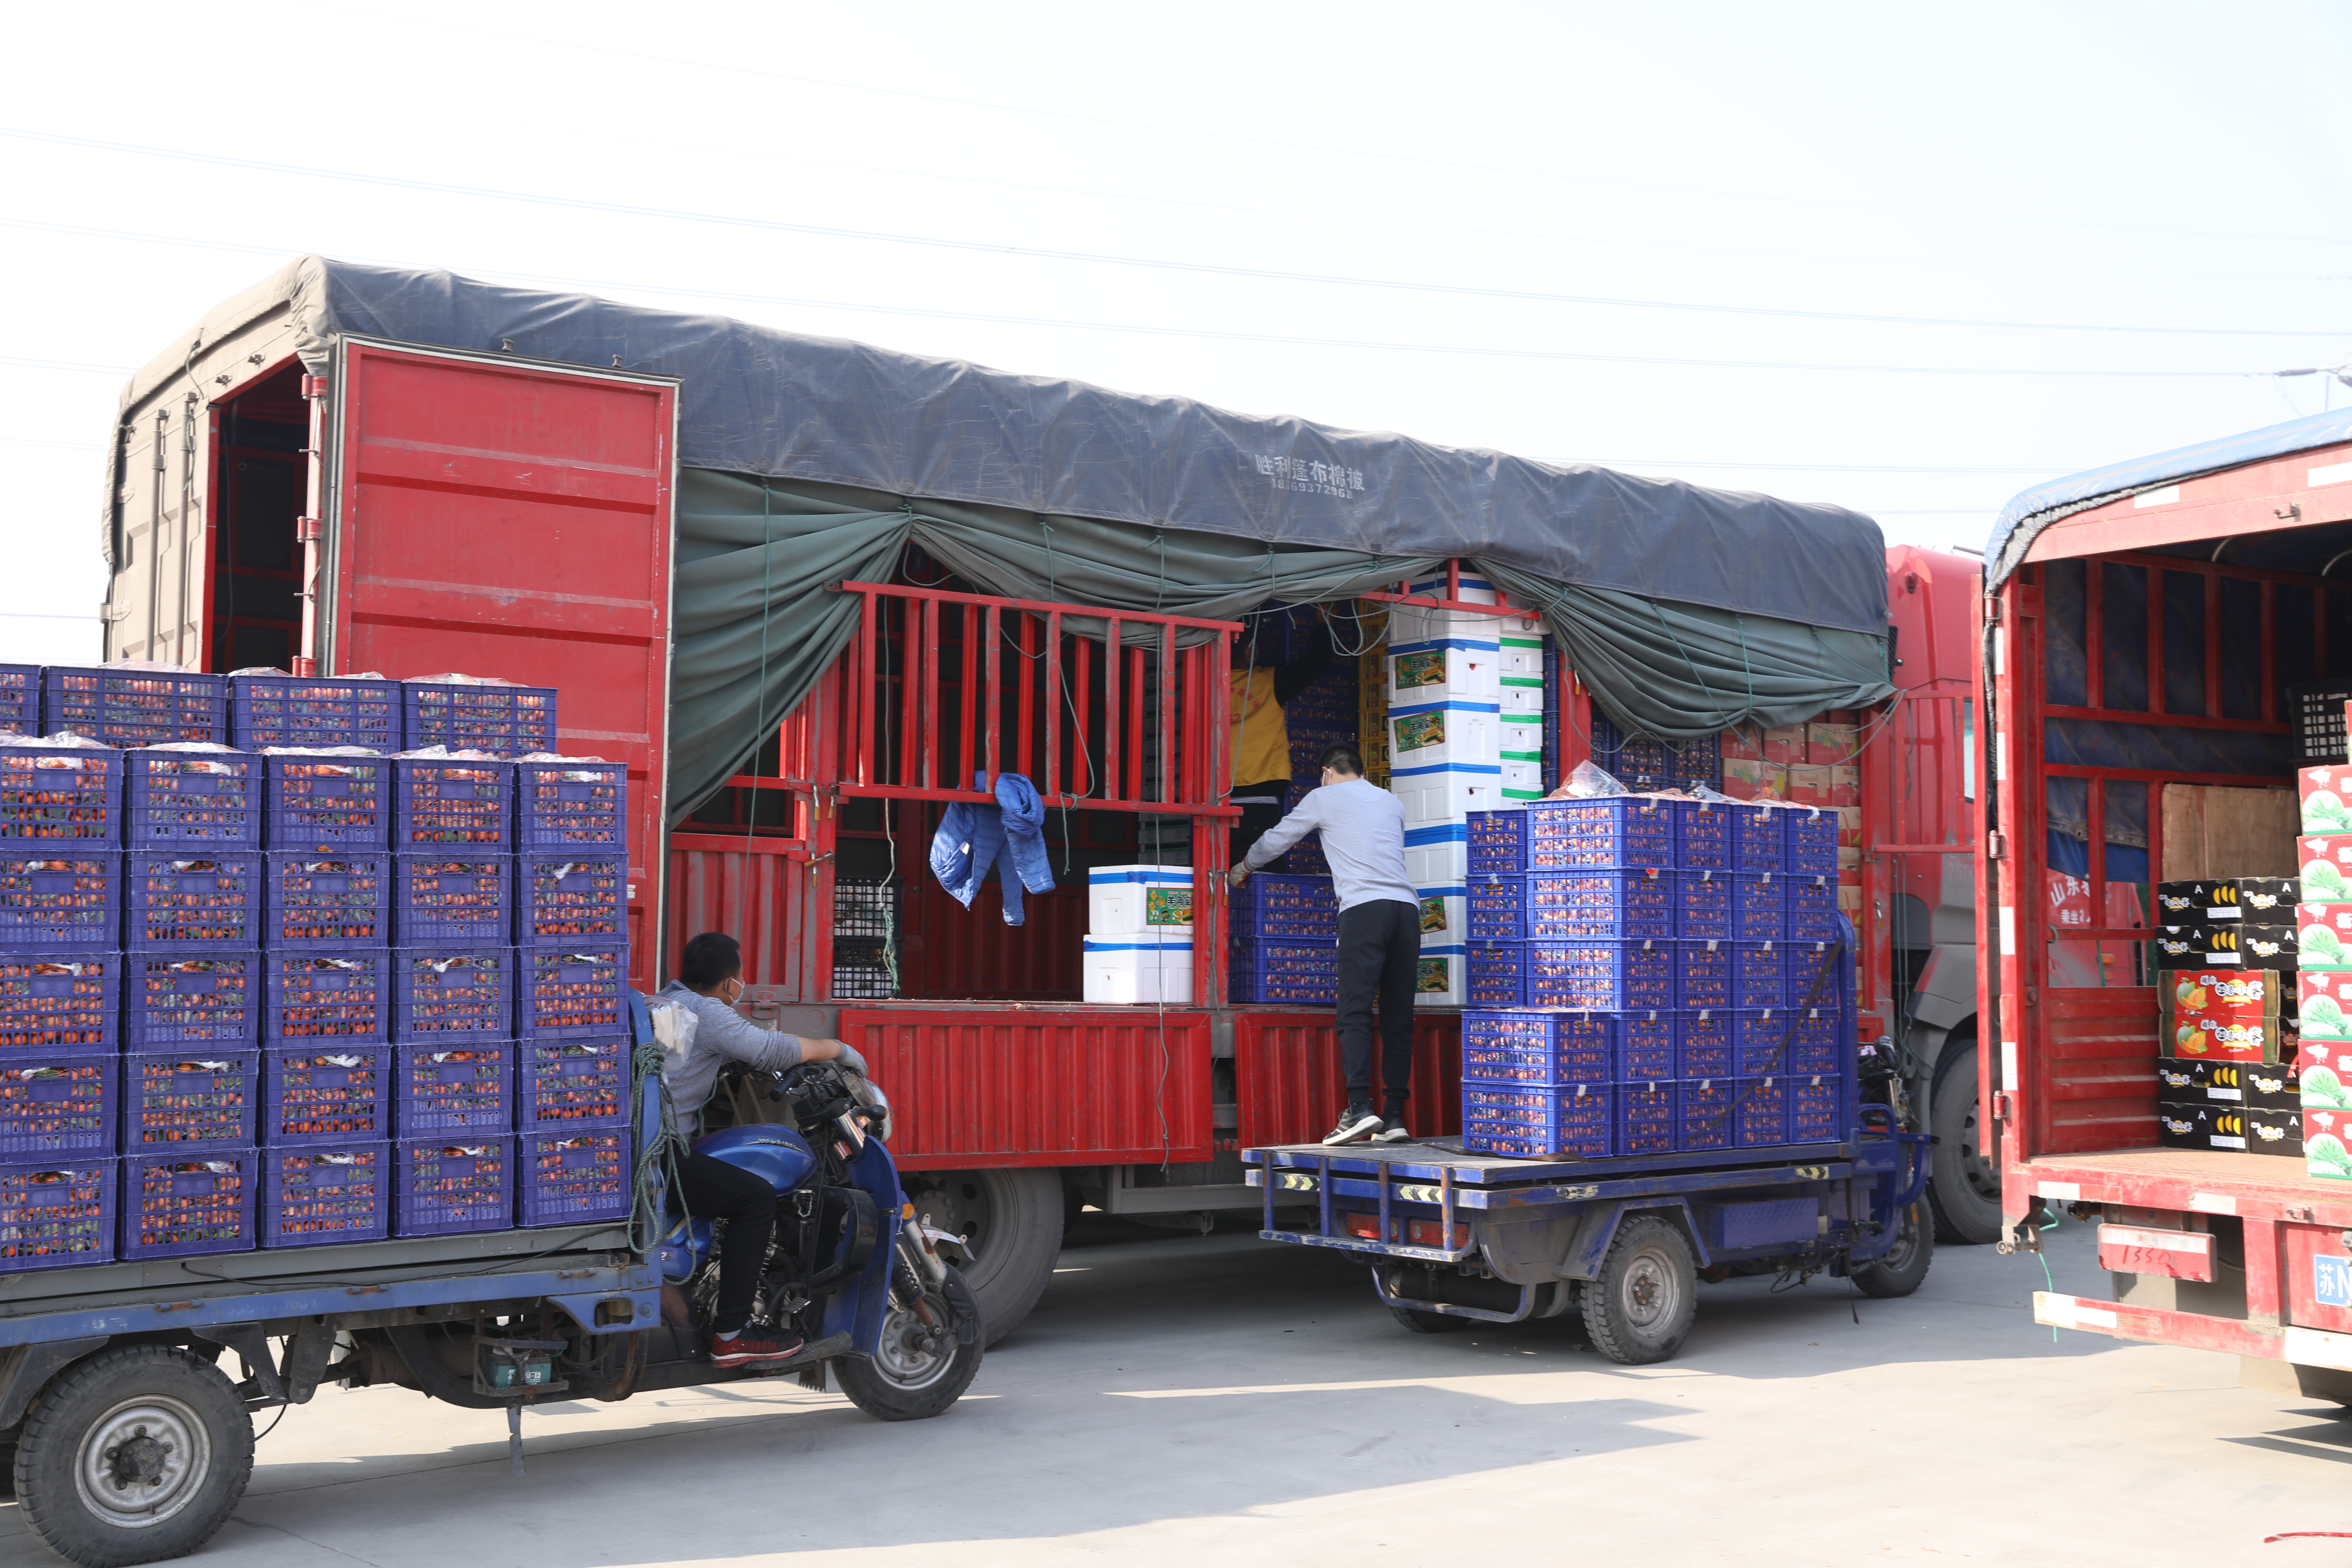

{"left": 5, "top": 0, "right": 2349, "bottom": 663}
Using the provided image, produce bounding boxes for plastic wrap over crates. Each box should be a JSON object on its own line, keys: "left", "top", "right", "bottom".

{"left": 265, "top": 853, "right": 391, "bottom": 948}
{"left": 517, "top": 758, "right": 626, "bottom": 850}
{"left": 394, "top": 856, "right": 512, "bottom": 944}
{"left": 123, "top": 1146, "right": 257, "bottom": 1259}
{"left": 121, "top": 1051, "right": 259, "bottom": 1149}
{"left": 0, "top": 1158, "right": 114, "bottom": 1272}
{"left": 0, "top": 952, "right": 120, "bottom": 1054}
{"left": 518, "top": 946, "right": 628, "bottom": 1038}
{"left": 403, "top": 680, "right": 556, "bottom": 756}
{"left": 520, "top": 1126, "right": 632, "bottom": 1226}
{"left": 125, "top": 954, "right": 255, "bottom": 1048}
{"left": 396, "top": 1040, "right": 513, "bottom": 1136}
{"left": 0, "top": 742, "right": 122, "bottom": 844}
{"left": 1468, "top": 868, "right": 1672, "bottom": 942}
{"left": 264, "top": 753, "right": 388, "bottom": 851}
{"left": 1228, "top": 873, "right": 1338, "bottom": 939}
{"left": 0, "top": 664, "right": 35, "bottom": 736}
{"left": 0, "top": 1058, "right": 114, "bottom": 1157}
{"left": 264, "top": 1043, "right": 393, "bottom": 1144}
{"left": 391, "top": 948, "right": 513, "bottom": 1041}
{"left": 518, "top": 854, "right": 626, "bottom": 944}
{"left": 126, "top": 750, "right": 259, "bottom": 847}
{"left": 128, "top": 850, "right": 263, "bottom": 950}
{"left": 395, "top": 1135, "right": 513, "bottom": 1237}
{"left": 393, "top": 756, "right": 513, "bottom": 850}
{"left": 42, "top": 667, "right": 228, "bottom": 748}
{"left": 1462, "top": 1081, "right": 1610, "bottom": 1159}
{"left": 265, "top": 951, "right": 387, "bottom": 1042}
{"left": 262, "top": 1141, "right": 388, "bottom": 1248}
{"left": 0, "top": 853, "right": 120, "bottom": 950}
{"left": 231, "top": 674, "right": 401, "bottom": 753}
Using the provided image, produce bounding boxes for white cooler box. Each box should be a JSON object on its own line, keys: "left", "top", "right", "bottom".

{"left": 1394, "top": 762, "right": 1503, "bottom": 822}
{"left": 1083, "top": 934, "right": 1195, "bottom": 1004}
{"left": 1501, "top": 760, "right": 1545, "bottom": 802}
{"left": 1088, "top": 864, "right": 1195, "bottom": 935}
{"left": 1500, "top": 679, "right": 1545, "bottom": 715}
{"left": 1414, "top": 944, "right": 1468, "bottom": 1007}
{"left": 1416, "top": 887, "right": 1467, "bottom": 946}
{"left": 1404, "top": 829, "right": 1469, "bottom": 891}
{"left": 1499, "top": 615, "right": 1547, "bottom": 679}
{"left": 1386, "top": 638, "right": 1500, "bottom": 706}
{"left": 1406, "top": 574, "right": 1499, "bottom": 606}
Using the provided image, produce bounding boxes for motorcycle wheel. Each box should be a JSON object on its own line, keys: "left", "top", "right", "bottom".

{"left": 834, "top": 1264, "right": 984, "bottom": 1421}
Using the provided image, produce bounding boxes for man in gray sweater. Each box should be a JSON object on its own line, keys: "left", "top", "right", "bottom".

{"left": 1228, "top": 742, "right": 1421, "bottom": 1145}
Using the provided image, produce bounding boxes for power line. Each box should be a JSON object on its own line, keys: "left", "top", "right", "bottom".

{"left": 0, "top": 357, "right": 129, "bottom": 375}
{"left": 9, "top": 127, "right": 2346, "bottom": 341}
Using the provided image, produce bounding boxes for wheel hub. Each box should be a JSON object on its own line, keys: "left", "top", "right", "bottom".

{"left": 1622, "top": 1254, "right": 1676, "bottom": 1331}
{"left": 76, "top": 1397, "right": 209, "bottom": 1529}
{"left": 873, "top": 1295, "right": 956, "bottom": 1390}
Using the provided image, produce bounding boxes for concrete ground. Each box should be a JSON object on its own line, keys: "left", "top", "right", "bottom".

{"left": 6, "top": 1215, "right": 2352, "bottom": 1568}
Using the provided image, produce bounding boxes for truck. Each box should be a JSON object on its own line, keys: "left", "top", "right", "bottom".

{"left": 82, "top": 256, "right": 1986, "bottom": 1360}
{"left": 1976, "top": 405, "right": 2352, "bottom": 1402}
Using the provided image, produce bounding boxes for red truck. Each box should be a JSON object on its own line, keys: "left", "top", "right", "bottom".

{"left": 1981, "top": 407, "right": 2352, "bottom": 1402}
{"left": 88, "top": 258, "right": 1986, "bottom": 1343}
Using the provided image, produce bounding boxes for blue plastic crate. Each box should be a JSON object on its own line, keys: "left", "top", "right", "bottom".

{"left": 1677, "top": 1009, "right": 1742, "bottom": 1078}
{"left": 517, "top": 758, "right": 626, "bottom": 851}
{"left": 1788, "top": 875, "right": 1840, "bottom": 942}
{"left": 395, "top": 855, "right": 512, "bottom": 944}
{"left": 126, "top": 749, "right": 259, "bottom": 847}
{"left": 1732, "top": 942, "right": 1791, "bottom": 1010}
{"left": 1784, "top": 939, "right": 1844, "bottom": 1008}
{"left": 1468, "top": 868, "right": 1673, "bottom": 942}
{"left": 1614, "top": 1080, "right": 1678, "bottom": 1157}
{"left": 517, "top": 854, "right": 626, "bottom": 945}
{"left": 1737, "top": 1007, "right": 1843, "bottom": 1077}
{"left": 396, "top": 1039, "right": 513, "bottom": 1136}
{"left": 518, "top": 946, "right": 629, "bottom": 1040}
{"left": 264, "top": 853, "right": 391, "bottom": 948}
{"left": 394, "top": 1135, "right": 513, "bottom": 1237}
{"left": 1228, "top": 874, "right": 1339, "bottom": 939}
{"left": 127, "top": 850, "right": 263, "bottom": 950}
{"left": 0, "top": 743, "right": 123, "bottom": 845}
{"left": 391, "top": 947, "right": 513, "bottom": 1041}
{"left": 519, "top": 1126, "right": 632, "bottom": 1226}
{"left": 1612, "top": 1009, "right": 1677, "bottom": 1080}
{"left": 0, "top": 1057, "right": 115, "bottom": 1157}
{"left": 1675, "top": 870, "right": 1733, "bottom": 941}
{"left": 1676, "top": 941, "right": 1733, "bottom": 1011}
{"left": 1792, "top": 1074, "right": 1844, "bottom": 1142}
{"left": 1679, "top": 1076, "right": 1739, "bottom": 1152}
{"left": 1465, "top": 809, "right": 1529, "bottom": 876}
{"left": 42, "top": 667, "right": 228, "bottom": 748}
{"left": 0, "top": 852, "right": 120, "bottom": 950}
{"left": 402, "top": 681, "right": 557, "bottom": 757}
{"left": 1784, "top": 807, "right": 1840, "bottom": 876}
{"left": 1734, "top": 874, "right": 1786, "bottom": 942}
{"left": 121, "top": 1050, "right": 259, "bottom": 1149}
{"left": 264, "top": 950, "right": 388, "bottom": 1042}
{"left": 264, "top": 754, "right": 389, "bottom": 852}
{"left": 1227, "top": 964, "right": 1338, "bottom": 1005}
{"left": 1675, "top": 801, "right": 1734, "bottom": 871}
{"left": 0, "top": 665, "right": 36, "bottom": 736}
{"left": 1519, "top": 798, "right": 1676, "bottom": 870}
{"left": 122, "top": 1145, "right": 257, "bottom": 1259}
{"left": 394, "top": 757, "right": 514, "bottom": 850}
{"left": 261, "top": 1140, "right": 388, "bottom": 1248}
{"left": 1736, "top": 1077, "right": 1792, "bottom": 1148}
{"left": 1461, "top": 1081, "right": 1611, "bottom": 1159}
{"left": 123, "top": 954, "right": 255, "bottom": 1048}
{"left": 520, "top": 1035, "right": 630, "bottom": 1131}
{"left": 1460, "top": 1010, "right": 1615, "bottom": 1082}
{"left": 0, "top": 1158, "right": 115, "bottom": 1272}
{"left": 231, "top": 675, "right": 401, "bottom": 753}
{"left": 1465, "top": 941, "right": 1527, "bottom": 1007}
{"left": 0, "top": 952, "right": 120, "bottom": 1055}
{"left": 263, "top": 1043, "right": 393, "bottom": 1145}
{"left": 1523, "top": 938, "right": 1676, "bottom": 1010}
{"left": 1731, "top": 804, "right": 1783, "bottom": 873}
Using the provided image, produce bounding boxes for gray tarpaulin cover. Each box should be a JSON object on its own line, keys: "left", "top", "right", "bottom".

{"left": 141, "top": 258, "right": 1895, "bottom": 817}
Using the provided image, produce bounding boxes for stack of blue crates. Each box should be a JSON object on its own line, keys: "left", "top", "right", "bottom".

{"left": 1458, "top": 798, "right": 1855, "bottom": 1160}
{"left": 1228, "top": 873, "right": 1340, "bottom": 1004}
{"left": 0, "top": 670, "right": 636, "bottom": 1275}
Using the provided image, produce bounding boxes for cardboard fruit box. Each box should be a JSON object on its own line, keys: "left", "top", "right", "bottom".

{"left": 2238, "top": 877, "right": 2300, "bottom": 920}
{"left": 2303, "top": 1106, "right": 2352, "bottom": 1180}
{"left": 2302, "top": 1039, "right": 2352, "bottom": 1112}
{"left": 2298, "top": 904, "right": 2352, "bottom": 971}
{"left": 2302, "top": 973, "right": 2352, "bottom": 1037}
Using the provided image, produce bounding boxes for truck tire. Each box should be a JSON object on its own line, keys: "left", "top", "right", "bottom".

{"left": 901, "top": 1168, "right": 1063, "bottom": 1346}
{"left": 1581, "top": 1214, "right": 1698, "bottom": 1366}
{"left": 13, "top": 1344, "right": 253, "bottom": 1568}
{"left": 834, "top": 1264, "right": 985, "bottom": 1421}
{"left": 1852, "top": 1204, "right": 1935, "bottom": 1298}
{"left": 1926, "top": 1038, "right": 2003, "bottom": 1245}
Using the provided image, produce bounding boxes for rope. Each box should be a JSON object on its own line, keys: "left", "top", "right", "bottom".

{"left": 630, "top": 1035, "right": 690, "bottom": 1254}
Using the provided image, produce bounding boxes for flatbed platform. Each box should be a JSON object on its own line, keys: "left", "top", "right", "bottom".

{"left": 2016, "top": 1146, "right": 2352, "bottom": 1222}
{"left": 1247, "top": 1136, "right": 1857, "bottom": 1187}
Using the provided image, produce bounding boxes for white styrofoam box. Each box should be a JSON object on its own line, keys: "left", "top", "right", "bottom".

{"left": 1404, "top": 832, "right": 1469, "bottom": 891}
{"left": 1416, "top": 887, "right": 1468, "bottom": 946}
{"left": 1387, "top": 639, "right": 1500, "bottom": 706}
{"left": 1414, "top": 944, "right": 1468, "bottom": 1007}
{"left": 1501, "top": 760, "right": 1544, "bottom": 801}
{"left": 1500, "top": 710, "right": 1543, "bottom": 762}
{"left": 1389, "top": 600, "right": 1505, "bottom": 647}
{"left": 1390, "top": 699, "right": 1500, "bottom": 769}
{"left": 1082, "top": 935, "right": 1195, "bottom": 1004}
{"left": 1408, "top": 575, "right": 1499, "bottom": 606}
{"left": 1088, "top": 864, "right": 1194, "bottom": 935}
{"left": 1499, "top": 679, "right": 1545, "bottom": 715}
{"left": 1498, "top": 614, "right": 1548, "bottom": 679}
{"left": 1394, "top": 763, "right": 1502, "bottom": 823}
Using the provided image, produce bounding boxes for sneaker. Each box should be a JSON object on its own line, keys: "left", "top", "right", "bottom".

{"left": 708, "top": 1326, "right": 806, "bottom": 1367}
{"left": 1373, "top": 1122, "right": 1413, "bottom": 1143}
{"left": 1323, "top": 1105, "right": 1384, "bottom": 1145}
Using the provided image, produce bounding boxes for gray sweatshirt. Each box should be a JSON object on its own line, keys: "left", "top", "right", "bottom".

{"left": 1244, "top": 778, "right": 1418, "bottom": 911}
{"left": 657, "top": 981, "right": 805, "bottom": 1135}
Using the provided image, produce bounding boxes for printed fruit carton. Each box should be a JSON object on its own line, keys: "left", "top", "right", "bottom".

{"left": 2301, "top": 1040, "right": 2352, "bottom": 1111}
{"left": 2298, "top": 903, "right": 2352, "bottom": 971}
{"left": 2299, "top": 837, "right": 2352, "bottom": 897}
{"left": 2302, "top": 1106, "right": 2352, "bottom": 1180}
{"left": 2248, "top": 1104, "right": 2304, "bottom": 1157}
{"left": 2238, "top": 877, "right": 2300, "bottom": 920}
{"left": 2300, "top": 766, "right": 2352, "bottom": 831}
{"left": 2236, "top": 925, "right": 2297, "bottom": 968}
{"left": 2301, "top": 973, "right": 2352, "bottom": 1037}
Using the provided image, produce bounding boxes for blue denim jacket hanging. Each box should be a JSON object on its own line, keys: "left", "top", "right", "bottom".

{"left": 929, "top": 771, "right": 1056, "bottom": 925}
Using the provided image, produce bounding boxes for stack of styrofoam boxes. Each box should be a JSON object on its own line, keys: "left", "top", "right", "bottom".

{"left": 1496, "top": 610, "right": 1548, "bottom": 805}
{"left": 1458, "top": 797, "right": 1853, "bottom": 1158}
{"left": 1084, "top": 865, "right": 1196, "bottom": 1004}
{"left": 1229, "top": 874, "right": 1341, "bottom": 1004}
{"left": 1387, "top": 585, "right": 1503, "bottom": 1008}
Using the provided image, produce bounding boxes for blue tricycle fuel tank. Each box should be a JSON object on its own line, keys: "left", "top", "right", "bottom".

{"left": 694, "top": 1123, "right": 820, "bottom": 1194}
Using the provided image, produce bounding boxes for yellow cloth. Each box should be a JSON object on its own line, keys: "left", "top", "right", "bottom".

{"left": 1229, "top": 667, "right": 1292, "bottom": 787}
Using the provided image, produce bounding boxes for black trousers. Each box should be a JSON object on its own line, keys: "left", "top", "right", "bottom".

{"left": 676, "top": 1150, "right": 776, "bottom": 1334}
{"left": 1337, "top": 899, "right": 1422, "bottom": 1111}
